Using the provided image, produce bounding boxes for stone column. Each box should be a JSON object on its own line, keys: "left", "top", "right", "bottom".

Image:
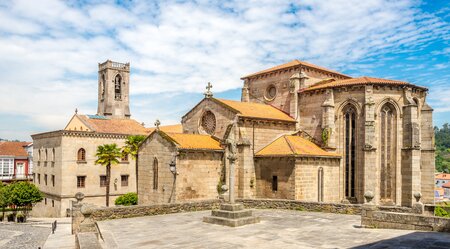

{"left": 321, "top": 89, "right": 336, "bottom": 149}
{"left": 237, "top": 138, "right": 255, "bottom": 198}
{"left": 362, "top": 86, "right": 377, "bottom": 204}
{"left": 227, "top": 139, "right": 237, "bottom": 204}
{"left": 241, "top": 79, "right": 250, "bottom": 102}
{"left": 420, "top": 101, "right": 435, "bottom": 204}
{"left": 290, "top": 72, "right": 308, "bottom": 130}
{"left": 401, "top": 87, "right": 421, "bottom": 207}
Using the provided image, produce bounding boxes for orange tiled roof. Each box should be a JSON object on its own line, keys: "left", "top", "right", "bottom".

{"left": 241, "top": 60, "right": 350, "bottom": 79}
{"left": 214, "top": 98, "right": 295, "bottom": 122}
{"left": 0, "top": 141, "right": 30, "bottom": 157}
{"left": 256, "top": 135, "right": 339, "bottom": 157}
{"left": 301, "top": 76, "right": 427, "bottom": 92}
{"left": 443, "top": 182, "right": 450, "bottom": 188}
{"left": 146, "top": 124, "right": 183, "bottom": 134}
{"left": 436, "top": 173, "right": 450, "bottom": 180}
{"left": 78, "top": 115, "right": 148, "bottom": 135}
{"left": 162, "top": 132, "right": 223, "bottom": 151}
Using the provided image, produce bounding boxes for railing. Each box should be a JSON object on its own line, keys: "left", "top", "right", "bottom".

{"left": 0, "top": 174, "right": 33, "bottom": 180}
{"left": 52, "top": 220, "right": 57, "bottom": 234}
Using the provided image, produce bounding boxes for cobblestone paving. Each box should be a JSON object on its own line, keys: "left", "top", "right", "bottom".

{"left": 98, "top": 209, "right": 450, "bottom": 249}
{"left": 0, "top": 223, "right": 51, "bottom": 249}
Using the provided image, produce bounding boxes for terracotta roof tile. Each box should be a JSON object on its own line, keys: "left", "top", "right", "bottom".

{"left": 162, "top": 132, "right": 223, "bottom": 151}
{"left": 78, "top": 115, "right": 148, "bottom": 135}
{"left": 146, "top": 124, "right": 183, "bottom": 134}
{"left": 256, "top": 135, "right": 339, "bottom": 157}
{"left": 301, "top": 76, "right": 427, "bottom": 92}
{"left": 436, "top": 173, "right": 450, "bottom": 180}
{"left": 0, "top": 141, "right": 30, "bottom": 157}
{"left": 242, "top": 60, "right": 350, "bottom": 79}
{"left": 214, "top": 98, "right": 295, "bottom": 122}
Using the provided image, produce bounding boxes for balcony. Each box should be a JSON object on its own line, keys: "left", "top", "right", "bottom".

{"left": 0, "top": 174, "right": 32, "bottom": 181}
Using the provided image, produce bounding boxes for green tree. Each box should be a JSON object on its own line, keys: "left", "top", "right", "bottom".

{"left": 0, "top": 183, "right": 12, "bottom": 220}
{"left": 122, "top": 135, "right": 146, "bottom": 194}
{"left": 435, "top": 123, "right": 450, "bottom": 173}
{"left": 95, "top": 144, "right": 122, "bottom": 207}
{"left": 8, "top": 181, "right": 43, "bottom": 219}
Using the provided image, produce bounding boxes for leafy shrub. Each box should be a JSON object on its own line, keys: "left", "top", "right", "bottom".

{"left": 115, "top": 193, "right": 138, "bottom": 206}
{"left": 435, "top": 202, "right": 450, "bottom": 218}
{"left": 7, "top": 213, "right": 15, "bottom": 222}
{"left": 16, "top": 212, "right": 25, "bottom": 223}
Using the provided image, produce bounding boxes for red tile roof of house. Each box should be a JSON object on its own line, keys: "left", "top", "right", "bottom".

{"left": 300, "top": 76, "right": 427, "bottom": 92}
{"left": 241, "top": 60, "right": 351, "bottom": 79}
{"left": 146, "top": 124, "right": 183, "bottom": 134}
{"left": 0, "top": 141, "right": 30, "bottom": 157}
{"left": 77, "top": 115, "right": 148, "bottom": 135}
{"left": 436, "top": 173, "right": 450, "bottom": 180}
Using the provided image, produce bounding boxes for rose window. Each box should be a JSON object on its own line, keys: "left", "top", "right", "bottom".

{"left": 201, "top": 111, "right": 216, "bottom": 135}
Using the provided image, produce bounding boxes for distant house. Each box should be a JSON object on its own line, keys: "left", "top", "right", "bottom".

{"left": 436, "top": 173, "right": 450, "bottom": 188}
{"left": 0, "top": 141, "right": 33, "bottom": 183}
{"left": 443, "top": 182, "right": 450, "bottom": 199}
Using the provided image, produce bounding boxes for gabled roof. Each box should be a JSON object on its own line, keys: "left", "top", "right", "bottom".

{"left": 256, "top": 135, "right": 339, "bottom": 158}
{"left": 300, "top": 76, "right": 427, "bottom": 92}
{"left": 65, "top": 114, "right": 148, "bottom": 135}
{"left": 149, "top": 130, "right": 223, "bottom": 151}
{"left": 0, "top": 141, "right": 31, "bottom": 157}
{"left": 241, "top": 60, "right": 350, "bottom": 79}
{"left": 213, "top": 98, "right": 295, "bottom": 122}
{"left": 146, "top": 124, "right": 183, "bottom": 134}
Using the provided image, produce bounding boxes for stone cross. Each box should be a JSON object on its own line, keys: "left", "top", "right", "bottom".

{"left": 226, "top": 138, "right": 237, "bottom": 204}
{"left": 75, "top": 108, "right": 78, "bottom": 114}
{"left": 204, "top": 82, "right": 213, "bottom": 98}
{"left": 154, "top": 119, "right": 161, "bottom": 130}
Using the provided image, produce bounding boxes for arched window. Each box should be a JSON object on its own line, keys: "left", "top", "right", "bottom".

{"left": 153, "top": 158, "right": 158, "bottom": 190}
{"left": 77, "top": 148, "right": 86, "bottom": 162}
{"left": 114, "top": 74, "right": 122, "bottom": 101}
{"left": 379, "top": 103, "right": 397, "bottom": 204}
{"left": 101, "top": 74, "right": 106, "bottom": 100}
{"left": 343, "top": 105, "right": 357, "bottom": 199}
{"left": 318, "top": 167, "right": 324, "bottom": 202}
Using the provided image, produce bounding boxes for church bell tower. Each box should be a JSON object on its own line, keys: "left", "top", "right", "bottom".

{"left": 97, "top": 60, "right": 131, "bottom": 119}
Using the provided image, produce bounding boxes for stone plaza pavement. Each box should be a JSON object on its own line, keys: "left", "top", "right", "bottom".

{"left": 97, "top": 209, "right": 450, "bottom": 248}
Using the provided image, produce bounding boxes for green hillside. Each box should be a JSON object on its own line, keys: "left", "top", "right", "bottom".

{"left": 435, "top": 123, "right": 450, "bottom": 173}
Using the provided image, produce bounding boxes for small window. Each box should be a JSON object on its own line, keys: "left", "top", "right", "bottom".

{"left": 77, "top": 176, "right": 86, "bottom": 188}
{"left": 153, "top": 158, "right": 158, "bottom": 190}
{"left": 52, "top": 200, "right": 54, "bottom": 207}
{"left": 100, "top": 175, "right": 107, "bottom": 187}
{"left": 121, "top": 175, "right": 129, "bottom": 187}
{"left": 51, "top": 175, "right": 55, "bottom": 187}
{"left": 38, "top": 174, "right": 41, "bottom": 184}
{"left": 121, "top": 153, "right": 128, "bottom": 162}
{"left": 44, "top": 198, "right": 47, "bottom": 205}
{"left": 44, "top": 174, "right": 48, "bottom": 185}
{"left": 52, "top": 148, "right": 55, "bottom": 162}
{"left": 272, "top": 175, "right": 278, "bottom": 192}
{"left": 33, "top": 173, "right": 35, "bottom": 182}
{"left": 77, "top": 148, "right": 86, "bottom": 162}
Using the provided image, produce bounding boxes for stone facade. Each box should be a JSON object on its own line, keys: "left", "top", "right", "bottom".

{"left": 31, "top": 131, "right": 137, "bottom": 217}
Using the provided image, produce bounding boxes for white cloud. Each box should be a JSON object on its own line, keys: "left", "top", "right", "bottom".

{"left": 0, "top": 0, "right": 448, "bottom": 140}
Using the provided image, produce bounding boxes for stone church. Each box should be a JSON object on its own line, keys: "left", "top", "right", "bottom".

{"left": 138, "top": 59, "right": 435, "bottom": 207}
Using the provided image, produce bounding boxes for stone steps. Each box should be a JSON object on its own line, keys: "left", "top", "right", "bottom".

{"left": 203, "top": 203, "right": 260, "bottom": 227}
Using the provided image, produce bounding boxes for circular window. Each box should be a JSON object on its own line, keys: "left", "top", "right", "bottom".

{"left": 265, "top": 85, "right": 277, "bottom": 101}
{"left": 201, "top": 111, "right": 216, "bottom": 135}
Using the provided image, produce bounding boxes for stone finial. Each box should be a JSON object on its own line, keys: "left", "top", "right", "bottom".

{"left": 414, "top": 192, "right": 422, "bottom": 202}
{"left": 364, "top": 191, "right": 374, "bottom": 203}
{"left": 204, "top": 82, "right": 213, "bottom": 98}
{"left": 299, "top": 72, "right": 309, "bottom": 79}
{"left": 141, "top": 122, "right": 145, "bottom": 126}
{"left": 154, "top": 119, "right": 161, "bottom": 131}
{"left": 75, "top": 108, "right": 78, "bottom": 114}
{"left": 221, "top": 185, "right": 229, "bottom": 192}
{"left": 75, "top": 192, "right": 85, "bottom": 203}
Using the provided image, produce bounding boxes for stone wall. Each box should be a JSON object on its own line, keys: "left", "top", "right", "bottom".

{"left": 361, "top": 205, "right": 450, "bottom": 232}
{"left": 255, "top": 158, "right": 295, "bottom": 199}
{"left": 239, "top": 198, "right": 362, "bottom": 215}
{"left": 90, "top": 200, "right": 221, "bottom": 221}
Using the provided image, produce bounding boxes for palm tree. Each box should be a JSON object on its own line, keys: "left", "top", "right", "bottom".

{"left": 122, "top": 135, "right": 146, "bottom": 194}
{"left": 95, "top": 144, "right": 122, "bottom": 207}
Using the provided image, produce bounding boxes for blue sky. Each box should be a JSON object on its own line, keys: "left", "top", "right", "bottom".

{"left": 0, "top": 0, "right": 449, "bottom": 141}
